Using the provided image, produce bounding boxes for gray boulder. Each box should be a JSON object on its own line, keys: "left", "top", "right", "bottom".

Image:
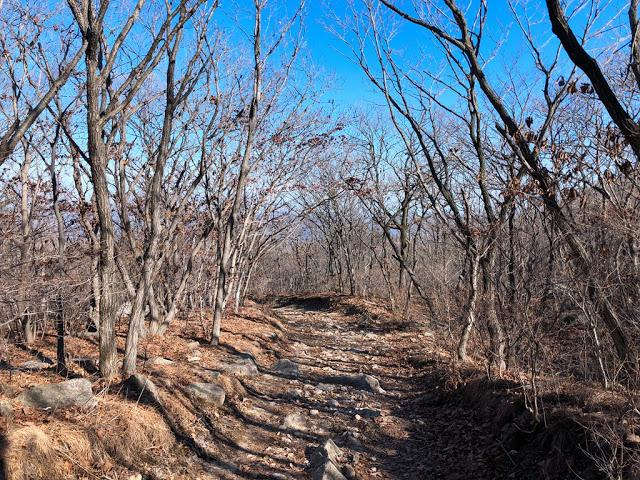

{"left": 312, "top": 439, "right": 342, "bottom": 465}
{"left": 19, "top": 360, "right": 51, "bottom": 371}
{"left": 219, "top": 357, "right": 259, "bottom": 377}
{"left": 186, "top": 383, "right": 225, "bottom": 407}
{"left": 272, "top": 358, "right": 299, "bottom": 377}
{"left": 310, "top": 439, "right": 347, "bottom": 480}
{"left": 17, "top": 378, "right": 95, "bottom": 410}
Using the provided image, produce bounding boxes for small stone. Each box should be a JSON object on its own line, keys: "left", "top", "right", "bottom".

{"left": 310, "top": 409, "right": 319, "bottom": 415}
{"left": 148, "top": 357, "right": 174, "bottom": 366}
{"left": 19, "top": 360, "right": 51, "bottom": 371}
{"left": 328, "top": 399, "right": 339, "bottom": 408}
{"left": 321, "top": 439, "right": 343, "bottom": 463}
{"left": 354, "top": 408, "right": 381, "bottom": 418}
{"left": 284, "top": 389, "right": 300, "bottom": 400}
{"left": 317, "top": 383, "right": 335, "bottom": 391}
{"left": 310, "top": 439, "right": 344, "bottom": 469}
{"left": 354, "top": 414, "right": 361, "bottom": 421}
{"left": 272, "top": 358, "right": 300, "bottom": 377}
{"left": 312, "top": 459, "right": 346, "bottom": 480}
{"left": 186, "top": 383, "right": 225, "bottom": 407}
{"left": 187, "top": 355, "right": 201, "bottom": 363}
{"left": 356, "top": 374, "right": 385, "bottom": 394}
{"left": 218, "top": 357, "right": 259, "bottom": 377}
{"left": 318, "top": 373, "right": 385, "bottom": 394}
{"left": 282, "top": 413, "right": 308, "bottom": 431}
{"left": 186, "top": 341, "right": 200, "bottom": 350}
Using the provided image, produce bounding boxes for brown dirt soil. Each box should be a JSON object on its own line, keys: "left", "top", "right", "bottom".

{"left": 0, "top": 294, "right": 637, "bottom": 479}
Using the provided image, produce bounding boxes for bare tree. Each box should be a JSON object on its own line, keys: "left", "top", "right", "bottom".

{"left": 368, "top": 0, "right": 634, "bottom": 374}
{"left": 210, "top": 0, "right": 305, "bottom": 344}
{"left": 66, "top": 0, "right": 207, "bottom": 378}
{"left": 0, "top": 0, "right": 86, "bottom": 164}
{"left": 546, "top": 0, "right": 640, "bottom": 160}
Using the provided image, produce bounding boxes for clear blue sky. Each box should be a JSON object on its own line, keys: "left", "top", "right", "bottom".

{"left": 211, "top": 0, "right": 381, "bottom": 112}
{"left": 210, "top": 0, "right": 626, "bottom": 116}
{"left": 211, "top": 0, "right": 556, "bottom": 114}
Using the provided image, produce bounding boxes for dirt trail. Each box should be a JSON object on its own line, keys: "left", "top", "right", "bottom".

{"left": 2, "top": 295, "right": 599, "bottom": 479}
{"left": 205, "top": 296, "right": 505, "bottom": 480}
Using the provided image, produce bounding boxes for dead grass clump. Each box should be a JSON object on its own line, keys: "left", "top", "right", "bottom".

{"left": 5, "top": 424, "right": 93, "bottom": 480}
{"left": 90, "top": 398, "right": 174, "bottom": 466}
{"left": 3, "top": 398, "right": 181, "bottom": 479}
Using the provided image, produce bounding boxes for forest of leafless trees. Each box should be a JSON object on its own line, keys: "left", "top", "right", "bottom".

{"left": 1, "top": 0, "right": 640, "bottom": 405}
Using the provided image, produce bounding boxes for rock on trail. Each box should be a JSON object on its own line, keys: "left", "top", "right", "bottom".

{"left": 17, "top": 378, "right": 96, "bottom": 410}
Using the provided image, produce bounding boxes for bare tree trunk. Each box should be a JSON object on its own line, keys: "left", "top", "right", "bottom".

{"left": 457, "top": 253, "right": 480, "bottom": 362}
{"left": 239, "top": 261, "right": 255, "bottom": 308}
{"left": 55, "top": 296, "right": 66, "bottom": 374}
{"left": 122, "top": 273, "right": 150, "bottom": 375}
{"left": 90, "top": 256, "right": 100, "bottom": 331}
{"left": 85, "top": 25, "right": 118, "bottom": 379}
{"left": 18, "top": 146, "right": 35, "bottom": 344}
{"left": 483, "top": 252, "right": 506, "bottom": 372}
{"left": 234, "top": 259, "right": 247, "bottom": 313}
{"left": 211, "top": 1, "right": 262, "bottom": 344}
{"left": 147, "top": 286, "right": 163, "bottom": 332}
{"left": 48, "top": 126, "right": 67, "bottom": 373}
{"left": 211, "top": 238, "right": 231, "bottom": 344}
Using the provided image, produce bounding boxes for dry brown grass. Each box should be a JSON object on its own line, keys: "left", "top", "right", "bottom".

{"left": 89, "top": 398, "right": 174, "bottom": 465}
{"left": 2, "top": 396, "right": 180, "bottom": 479}
{"left": 5, "top": 423, "right": 93, "bottom": 480}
